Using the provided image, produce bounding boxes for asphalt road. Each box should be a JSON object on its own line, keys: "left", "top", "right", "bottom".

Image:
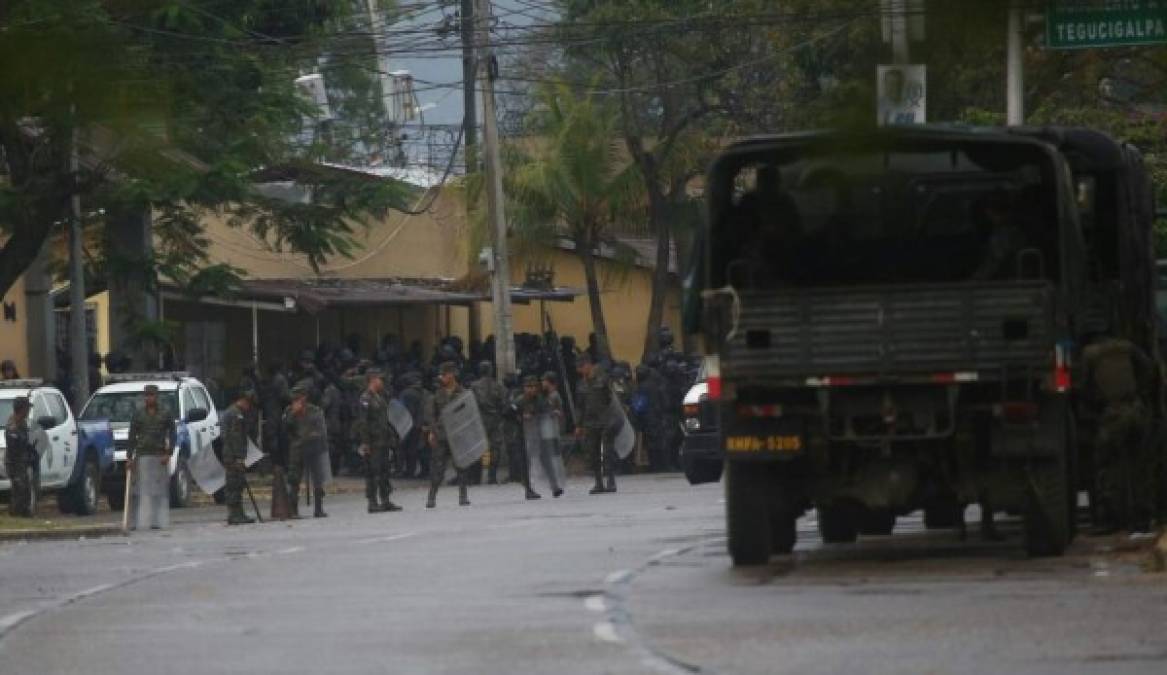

{"left": 1, "top": 474, "right": 1164, "bottom": 675}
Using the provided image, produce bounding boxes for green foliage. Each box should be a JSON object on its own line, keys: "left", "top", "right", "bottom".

{"left": 0, "top": 0, "right": 409, "bottom": 300}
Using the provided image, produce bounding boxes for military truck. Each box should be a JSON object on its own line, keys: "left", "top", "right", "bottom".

{"left": 685, "top": 127, "right": 1098, "bottom": 565}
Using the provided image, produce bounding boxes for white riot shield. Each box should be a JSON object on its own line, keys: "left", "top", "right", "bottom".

{"left": 387, "top": 398, "right": 413, "bottom": 439}
{"left": 135, "top": 458, "right": 170, "bottom": 529}
{"left": 440, "top": 390, "right": 488, "bottom": 470}
{"left": 186, "top": 434, "right": 226, "bottom": 495}
{"left": 244, "top": 438, "right": 264, "bottom": 468}
{"left": 609, "top": 398, "right": 635, "bottom": 460}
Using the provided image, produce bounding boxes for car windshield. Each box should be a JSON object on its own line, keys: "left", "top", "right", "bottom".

{"left": 80, "top": 391, "right": 178, "bottom": 424}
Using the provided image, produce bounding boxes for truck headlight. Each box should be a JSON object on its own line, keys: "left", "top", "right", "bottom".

{"left": 684, "top": 417, "right": 701, "bottom": 432}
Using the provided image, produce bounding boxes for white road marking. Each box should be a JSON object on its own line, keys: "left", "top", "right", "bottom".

{"left": 74, "top": 584, "right": 115, "bottom": 599}
{"left": 593, "top": 621, "right": 623, "bottom": 643}
{"left": 0, "top": 611, "right": 36, "bottom": 632}
{"left": 154, "top": 561, "right": 204, "bottom": 574}
{"left": 355, "top": 532, "right": 417, "bottom": 546}
{"left": 584, "top": 595, "right": 607, "bottom": 613}
{"left": 649, "top": 548, "right": 679, "bottom": 562}
{"left": 605, "top": 570, "right": 632, "bottom": 585}
{"left": 276, "top": 546, "right": 305, "bottom": 555}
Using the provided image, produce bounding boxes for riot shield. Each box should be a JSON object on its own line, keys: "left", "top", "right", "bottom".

{"left": 387, "top": 398, "right": 414, "bottom": 439}
{"left": 526, "top": 413, "right": 566, "bottom": 490}
{"left": 244, "top": 438, "right": 264, "bottom": 468}
{"left": 440, "top": 390, "right": 488, "bottom": 470}
{"left": 187, "top": 434, "right": 226, "bottom": 495}
{"left": 609, "top": 397, "right": 635, "bottom": 460}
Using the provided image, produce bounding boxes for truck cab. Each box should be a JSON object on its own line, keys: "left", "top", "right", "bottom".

{"left": 687, "top": 128, "right": 1089, "bottom": 566}
{"left": 0, "top": 380, "right": 114, "bottom": 515}
{"left": 80, "top": 373, "right": 219, "bottom": 510}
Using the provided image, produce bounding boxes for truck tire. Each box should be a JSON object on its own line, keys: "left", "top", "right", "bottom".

{"left": 1023, "top": 456, "right": 1071, "bottom": 557}
{"left": 67, "top": 459, "right": 102, "bottom": 516}
{"left": 817, "top": 504, "right": 858, "bottom": 544}
{"left": 683, "top": 459, "right": 723, "bottom": 486}
{"left": 726, "top": 462, "right": 771, "bottom": 566}
{"left": 169, "top": 457, "right": 192, "bottom": 508}
{"left": 924, "top": 501, "right": 963, "bottom": 529}
{"left": 858, "top": 507, "right": 896, "bottom": 536}
{"left": 770, "top": 508, "right": 797, "bottom": 554}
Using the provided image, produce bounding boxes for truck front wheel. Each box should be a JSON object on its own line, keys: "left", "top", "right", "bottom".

{"left": 726, "top": 461, "right": 772, "bottom": 566}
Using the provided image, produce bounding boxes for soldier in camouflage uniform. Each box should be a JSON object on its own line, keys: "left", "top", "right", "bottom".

{"left": 575, "top": 353, "right": 617, "bottom": 494}
{"left": 355, "top": 369, "right": 403, "bottom": 513}
{"left": 321, "top": 377, "right": 346, "bottom": 475}
{"left": 128, "top": 384, "right": 176, "bottom": 529}
{"left": 284, "top": 381, "right": 335, "bottom": 518}
{"left": 425, "top": 362, "right": 471, "bottom": 508}
{"left": 221, "top": 389, "right": 257, "bottom": 525}
{"left": 1084, "top": 337, "right": 1158, "bottom": 532}
{"left": 471, "top": 361, "right": 509, "bottom": 485}
{"left": 4, "top": 397, "right": 35, "bottom": 517}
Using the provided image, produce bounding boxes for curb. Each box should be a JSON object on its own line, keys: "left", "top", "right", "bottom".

{"left": 0, "top": 526, "right": 125, "bottom": 543}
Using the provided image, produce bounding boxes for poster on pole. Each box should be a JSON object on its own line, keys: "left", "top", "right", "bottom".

{"left": 877, "top": 64, "right": 926, "bottom": 126}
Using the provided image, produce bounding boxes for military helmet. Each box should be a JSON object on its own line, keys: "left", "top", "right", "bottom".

{"left": 541, "top": 371, "right": 558, "bottom": 385}
{"left": 657, "top": 326, "right": 675, "bottom": 348}
{"left": 522, "top": 375, "right": 540, "bottom": 387}
{"left": 291, "top": 380, "right": 313, "bottom": 398}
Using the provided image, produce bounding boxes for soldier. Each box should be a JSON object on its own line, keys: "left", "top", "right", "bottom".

{"left": 425, "top": 361, "right": 471, "bottom": 508}
{"left": 575, "top": 353, "right": 617, "bottom": 494}
{"left": 4, "top": 396, "right": 35, "bottom": 517}
{"left": 1084, "top": 337, "right": 1158, "bottom": 533}
{"left": 128, "top": 384, "right": 175, "bottom": 530}
{"left": 471, "top": 361, "right": 509, "bottom": 485}
{"left": 284, "top": 382, "right": 335, "bottom": 518}
{"left": 221, "top": 389, "right": 257, "bottom": 525}
{"left": 519, "top": 375, "right": 559, "bottom": 499}
{"left": 321, "top": 376, "right": 345, "bottom": 475}
{"left": 355, "top": 369, "right": 403, "bottom": 514}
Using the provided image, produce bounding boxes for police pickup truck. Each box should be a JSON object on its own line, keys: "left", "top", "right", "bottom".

{"left": 79, "top": 373, "right": 219, "bottom": 510}
{"left": 0, "top": 380, "right": 115, "bottom": 515}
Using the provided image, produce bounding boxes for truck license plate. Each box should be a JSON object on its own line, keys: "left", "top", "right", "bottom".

{"left": 725, "top": 435, "right": 803, "bottom": 454}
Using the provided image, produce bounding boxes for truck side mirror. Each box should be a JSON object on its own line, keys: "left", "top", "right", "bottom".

{"left": 37, "top": 415, "right": 57, "bottom": 430}
{"left": 185, "top": 408, "right": 208, "bottom": 423}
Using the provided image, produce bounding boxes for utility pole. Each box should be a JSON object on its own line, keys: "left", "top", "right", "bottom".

{"left": 1006, "top": 0, "right": 1025, "bottom": 125}
{"left": 68, "top": 123, "right": 89, "bottom": 406}
{"left": 460, "top": 0, "right": 478, "bottom": 166}
{"left": 474, "top": 0, "right": 516, "bottom": 379}
{"left": 888, "top": 0, "right": 910, "bottom": 64}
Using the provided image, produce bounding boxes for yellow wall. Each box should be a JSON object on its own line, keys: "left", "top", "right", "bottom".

{"left": 0, "top": 276, "right": 30, "bottom": 377}
{"left": 478, "top": 248, "right": 681, "bottom": 365}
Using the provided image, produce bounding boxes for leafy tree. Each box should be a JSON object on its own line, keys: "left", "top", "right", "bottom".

{"left": 0, "top": 0, "right": 408, "bottom": 308}
{"left": 506, "top": 84, "right": 642, "bottom": 360}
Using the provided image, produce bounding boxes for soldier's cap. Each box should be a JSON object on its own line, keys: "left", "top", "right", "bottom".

{"left": 523, "top": 375, "right": 540, "bottom": 387}
{"left": 542, "top": 371, "right": 558, "bottom": 385}
{"left": 144, "top": 384, "right": 160, "bottom": 394}
{"left": 238, "top": 387, "right": 258, "bottom": 402}
{"left": 365, "top": 367, "right": 384, "bottom": 381}
{"left": 12, "top": 396, "right": 29, "bottom": 414}
{"left": 439, "top": 361, "right": 458, "bottom": 375}
{"left": 291, "top": 380, "right": 312, "bottom": 398}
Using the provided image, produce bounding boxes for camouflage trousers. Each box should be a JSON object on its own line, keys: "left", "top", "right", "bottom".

{"left": 429, "top": 440, "right": 467, "bottom": 495}
{"left": 1095, "top": 400, "right": 1158, "bottom": 528}
{"left": 483, "top": 418, "right": 506, "bottom": 479}
{"left": 224, "top": 461, "right": 245, "bottom": 510}
{"left": 4, "top": 458, "right": 32, "bottom": 517}
{"left": 365, "top": 444, "right": 393, "bottom": 503}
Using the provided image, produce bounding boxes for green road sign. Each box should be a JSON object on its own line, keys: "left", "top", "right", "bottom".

{"left": 1047, "top": 1, "right": 1167, "bottom": 49}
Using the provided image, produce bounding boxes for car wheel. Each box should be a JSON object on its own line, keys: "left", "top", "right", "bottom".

{"left": 169, "top": 457, "right": 192, "bottom": 508}
{"left": 683, "top": 458, "right": 724, "bottom": 485}
{"left": 68, "top": 459, "right": 101, "bottom": 516}
{"left": 726, "top": 461, "right": 771, "bottom": 566}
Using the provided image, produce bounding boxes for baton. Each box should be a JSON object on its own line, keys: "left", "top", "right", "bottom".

{"left": 121, "top": 462, "right": 133, "bottom": 534}
{"left": 241, "top": 474, "right": 264, "bottom": 523}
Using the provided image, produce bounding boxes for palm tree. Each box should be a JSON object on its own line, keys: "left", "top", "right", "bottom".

{"left": 507, "top": 84, "right": 642, "bottom": 361}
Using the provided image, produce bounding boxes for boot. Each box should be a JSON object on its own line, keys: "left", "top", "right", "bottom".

{"left": 368, "top": 498, "right": 385, "bottom": 513}
{"left": 313, "top": 490, "right": 327, "bottom": 518}
{"left": 426, "top": 485, "right": 438, "bottom": 509}
{"left": 288, "top": 484, "right": 302, "bottom": 519}
{"left": 459, "top": 482, "right": 470, "bottom": 507}
{"left": 228, "top": 507, "right": 255, "bottom": 525}
{"left": 605, "top": 475, "right": 617, "bottom": 493}
{"left": 589, "top": 482, "right": 607, "bottom": 495}
{"left": 553, "top": 487, "right": 564, "bottom": 498}
{"left": 525, "top": 487, "right": 542, "bottom": 500}
{"left": 487, "top": 468, "right": 499, "bottom": 485}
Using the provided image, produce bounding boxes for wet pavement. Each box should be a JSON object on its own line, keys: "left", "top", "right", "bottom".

{"left": 0, "top": 474, "right": 1164, "bottom": 674}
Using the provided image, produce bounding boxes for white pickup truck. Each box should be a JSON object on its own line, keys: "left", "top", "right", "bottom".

{"left": 79, "top": 373, "right": 220, "bottom": 510}
{"left": 1, "top": 380, "right": 115, "bottom": 515}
